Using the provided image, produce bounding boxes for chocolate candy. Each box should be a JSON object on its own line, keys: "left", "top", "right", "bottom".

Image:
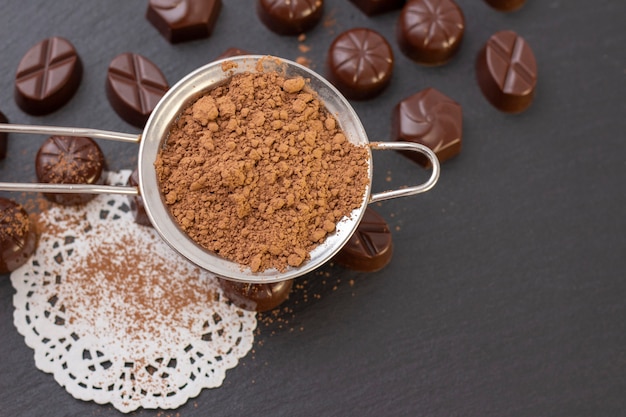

{"left": 392, "top": 87, "right": 462, "bottom": 167}
{"left": 216, "top": 47, "right": 252, "bottom": 60}
{"left": 0, "top": 112, "right": 8, "bottom": 161}
{"left": 106, "top": 53, "right": 169, "bottom": 127}
{"left": 349, "top": 0, "right": 405, "bottom": 16}
{"left": 483, "top": 0, "right": 525, "bottom": 12}
{"left": 0, "top": 198, "right": 37, "bottom": 274}
{"left": 14, "top": 37, "right": 82, "bottom": 115}
{"left": 35, "top": 136, "right": 106, "bottom": 206}
{"left": 334, "top": 208, "right": 393, "bottom": 272}
{"left": 397, "top": 0, "right": 465, "bottom": 66}
{"left": 146, "top": 0, "right": 223, "bottom": 43}
{"left": 218, "top": 278, "right": 293, "bottom": 312}
{"left": 327, "top": 28, "right": 394, "bottom": 100}
{"left": 476, "top": 30, "right": 537, "bottom": 113}
{"left": 127, "top": 168, "right": 152, "bottom": 227}
{"left": 257, "top": 0, "right": 324, "bottom": 36}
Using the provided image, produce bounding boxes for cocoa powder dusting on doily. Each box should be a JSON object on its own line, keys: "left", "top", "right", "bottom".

{"left": 155, "top": 71, "right": 369, "bottom": 272}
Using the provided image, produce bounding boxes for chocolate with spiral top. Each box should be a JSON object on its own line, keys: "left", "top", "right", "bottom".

{"left": 218, "top": 278, "right": 294, "bottom": 312}
{"left": 35, "top": 136, "right": 106, "bottom": 206}
{"left": 0, "top": 198, "right": 37, "bottom": 274}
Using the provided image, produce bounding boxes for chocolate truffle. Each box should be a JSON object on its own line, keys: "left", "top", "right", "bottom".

{"left": 476, "top": 30, "right": 537, "bottom": 113}
{"left": 35, "top": 136, "right": 106, "bottom": 206}
{"left": 146, "top": 0, "right": 222, "bottom": 43}
{"left": 349, "top": 0, "right": 405, "bottom": 16}
{"left": 334, "top": 207, "right": 393, "bottom": 272}
{"left": 327, "top": 28, "right": 394, "bottom": 100}
{"left": 0, "top": 112, "right": 8, "bottom": 161}
{"left": 257, "top": 0, "right": 324, "bottom": 36}
{"left": 218, "top": 278, "right": 294, "bottom": 312}
{"left": 127, "top": 168, "right": 152, "bottom": 227}
{"left": 392, "top": 88, "right": 462, "bottom": 167}
{"left": 0, "top": 198, "right": 37, "bottom": 274}
{"left": 483, "top": 0, "right": 525, "bottom": 12}
{"left": 397, "top": 0, "right": 465, "bottom": 66}
{"left": 106, "top": 52, "right": 169, "bottom": 128}
{"left": 14, "top": 37, "right": 82, "bottom": 115}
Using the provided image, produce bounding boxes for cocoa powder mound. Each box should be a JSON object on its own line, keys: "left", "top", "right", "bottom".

{"left": 155, "top": 71, "right": 369, "bottom": 272}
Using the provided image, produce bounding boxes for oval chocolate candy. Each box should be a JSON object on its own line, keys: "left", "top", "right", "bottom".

{"left": 327, "top": 28, "right": 394, "bottom": 100}
{"left": 257, "top": 0, "right": 324, "bottom": 36}
{"left": 35, "top": 136, "right": 106, "bottom": 206}
{"left": 0, "top": 198, "right": 37, "bottom": 274}
{"left": 14, "top": 37, "right": 82, "bottom": 115}
{"left": 476, "top": 30, "right": 537, "bottom": 113}
{"left": 218, "top": 278, "right": 294, "bottom": 312}
{"left": 106, "top": 52, "right": 169, "bottom": 128}
{"left": 334, "top": 207, "right": 393, "bottom": 272}
{"left": 392, "top": 87, "right": 462, "bottom": 167}
{"left": 146, "top": 0, "right": 223, "bottom": 43}
{"left": 397, "top": 0, "right": 465, "bottom": 66}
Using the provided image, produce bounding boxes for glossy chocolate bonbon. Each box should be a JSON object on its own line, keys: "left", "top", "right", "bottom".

{"left": 127, "top": 168, "right": 152, "bottom": 227}
{"left": 257, "top": 0, "right": 324, "bottom": 36}
{"left": 349, "top": 0, "right": 405, "bottom": 16}
{"left": 334, "top": 207, "right": 393, "bottom": 272}
{"left": 146, "top": 0, "right": 222, "bottom": 43}
{"left": 35, "top": 136, "right": 106, "bottom": 206}
{"left": 476, "top": 30, "right": 537, "bottom": 113}
{"left": 0, "top": 198, "right": 37, "bottom": 274}
{"left": 483, "top": 0, "right": 525, "bottom": 12}
{"left": 218, "top": 278, "right": 294, "bottom": 312}
{"left": 216, "top": 47, "right": 252, "bottom": 60}
{"left": 0, "top": 112, "right": 8, "bottom": 161}
{"left": 106, "top": 52, "right": 169, "bottom": 127}
{"left": 14, "top": 37, "right": 82, "bottom": 115}
{"left": 397, "top": 0, "right": 465, "bottom": 66}
{"left": 392, "top": 88, "right": 462, "bottom": 167}
{"left": 327, "top": 28, "right": 394, "bottom": 100}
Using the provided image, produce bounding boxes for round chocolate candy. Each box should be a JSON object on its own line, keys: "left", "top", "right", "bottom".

{"left": 146, "top": 0, "right": 223, "bottom": 43}
{"left": 334, "top": 207, "right": 393, "bottom": 272}
{"left": 218, "top": 278, "right": 294, "bottom": 312}
{"left": 257, "top": 0, "right": 324, "bottom": 36}
{"left": 0, "top": 111, "right": 8, "bottom": 161}
{"left": 327, "top": 28, "right": 394, "bottom": 100}
{"left": 476, "top": 30, "right": 537, "bottom": 113}
{"left": 127, "top": 168, "right": 152, "bottom": 227}
{"left": 106, "top": 52, "right": 169, "bottom": 128}
{"left": 0, "top": 198, "right": 37, "bottom": 274}
{"left": 35, "top": 136, "right": 106, "bottom": 206}
{"left": 14, "top": 37, "right": 82, "bottom": 115}
{"left": 392, "top": 87, "right": 462, "bottom": 167}
{"left": 397, "top": 0, "right": 465, "bottom": 66}
{"left": 483, "top": 0, "right": 525, "bottom": 12}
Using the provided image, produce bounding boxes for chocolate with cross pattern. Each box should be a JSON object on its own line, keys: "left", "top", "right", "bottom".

{"left": 476, "top": 30, "right": 537, "bottom": 113}
{"left": 105, "top": 52, "right": 169, "bottom": 128}
{"left": 14, "top": 37, "right": 83, "bottom": 115}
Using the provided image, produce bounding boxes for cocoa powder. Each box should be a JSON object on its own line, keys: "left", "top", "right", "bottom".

{"left": 155, "top": 70, "right": 369, "bottom": 272}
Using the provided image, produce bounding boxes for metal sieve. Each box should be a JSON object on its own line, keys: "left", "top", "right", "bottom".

{"left": 0, "top": 55, "right": 439, "bottom": 283}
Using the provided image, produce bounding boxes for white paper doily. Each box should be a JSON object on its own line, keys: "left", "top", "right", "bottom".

{"left": 11, "top": 171, "right": 257, "bottom": 413}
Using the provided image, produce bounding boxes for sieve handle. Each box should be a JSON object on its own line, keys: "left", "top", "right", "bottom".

{"left": 368, "top": 142, "right": 440, "bottom": 204}
{"left": 0, "top": 123, "right": 140, "bottom": 196}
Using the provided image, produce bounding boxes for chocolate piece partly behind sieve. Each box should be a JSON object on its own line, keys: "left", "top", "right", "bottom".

{"left": 146, "top": 0, "right": 222, "bottom": 43}
{"left": 476, "top": 30, "right": 537, "bottom": 113}
{"left": 334, "top": 207, "right": 393, "bottom": 272}
{"left": 483, "top": 0, "right": 525, "bottom": 12}
{"left": 35, "top": 136, "right": 106, "bottom": 206}
{"left": 106, "top": 52, "right": 169, "bottom": 127}
{"left": 215, "top": 47, "right": 252, "bottom": 60}
{"left": 0, "top": 198, "right": 37, "bottom": 274}
{"left": 14, "top": 37, "right": 82, "bottom": 115}
{"left": 397, "top": 0, "right": 465, "bottom": 66}
{"left": 327, "top": 28, "right": 394, "bottom": 100}
{"left": 0, "top": 112, "right": 8, "bottom": 160}
{"left": 257, "top": 0, "right": 324, "bottom": 36}
{"left": 349, "top": 0, "right": 405, "bottom": 16}
{"left": 127, "top": 168, "right": 152, "bottom": 227}
{"left": 392, "top": 87, "right": 462, "bottom": 167}
{"left": 218, "top": 278, "right": 294, "bottom": 312}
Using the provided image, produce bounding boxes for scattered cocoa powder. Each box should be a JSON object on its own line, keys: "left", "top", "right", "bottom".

{"left": 155, "top": 70, "right": 369, "bottom": 272}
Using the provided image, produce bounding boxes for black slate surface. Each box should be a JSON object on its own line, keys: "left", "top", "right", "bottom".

{"left": 1, "top": 1, "right": 625, "bottom": 416}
